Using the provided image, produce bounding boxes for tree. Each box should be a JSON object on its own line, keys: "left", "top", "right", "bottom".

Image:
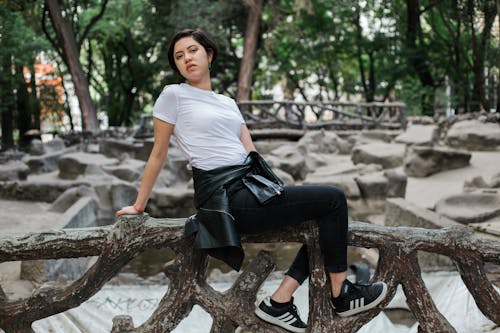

{"left": 236, "top": 0, "right": 264, "bottom": 102}
{"left": 436, "top": 0, "right": 497, "bottom": 112}
{"left": 0, "top": 2, "right": 48, "bottom": 150}
{"left": 145, "top": 0, "right": 247, "bottom": 98}
{"left": 43, "top": 0, "right": 108, "bottom": 130}
{"left": 90, "top": 0, "right": 160, "bottom": 126}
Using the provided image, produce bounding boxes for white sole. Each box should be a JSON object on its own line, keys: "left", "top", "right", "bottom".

{"left": 336, "top": 282, "right": 388, "bottom": 317}
{"left": 254, "top": 307, "right": 307, "bottom": 333}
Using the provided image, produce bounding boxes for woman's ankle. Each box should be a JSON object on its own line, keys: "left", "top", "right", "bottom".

{"left": 329, "top": 271, "right": 348, "bottom": 298}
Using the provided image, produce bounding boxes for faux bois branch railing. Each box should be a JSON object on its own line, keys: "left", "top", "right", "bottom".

{"left": 237, "top": 100, "right": 407, "bottom": 130}
{"left": 0, "top": 215, "right": 498, "bottom": 333}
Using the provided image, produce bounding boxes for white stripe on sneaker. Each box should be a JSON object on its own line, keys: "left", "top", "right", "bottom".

{"left": 336, "top": 283, "right": 388, "bottom": 317}
{"left": 350, "top": 297, "right": 365, "bottom": 310}
{"left": 254, "top": 297, "right": 307, "bottom": 333}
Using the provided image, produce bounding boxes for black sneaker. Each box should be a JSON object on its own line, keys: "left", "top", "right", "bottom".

{"left": 254, "top": 296, "right": 307, "bottom": 333}
{"left": 331, "top": 279, "right": 388, "bottom": 317}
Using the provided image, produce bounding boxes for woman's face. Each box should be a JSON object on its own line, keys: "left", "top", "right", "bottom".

{"left": 173, "top": 36, "right": 212, "bottom": 83}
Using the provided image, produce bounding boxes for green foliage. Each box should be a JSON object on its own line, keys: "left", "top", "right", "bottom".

{"left": 144, "top": 0, "right": 247, "bottom": 97}
{"left": 2, "top": 0, "right": 498, "bottom": 137}
{"left": 0, "top": 2, "right": 49, "bottom": 149}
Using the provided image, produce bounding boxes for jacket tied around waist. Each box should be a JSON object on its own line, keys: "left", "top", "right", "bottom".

{"left": 184, "top": 151, "right": 284, "bottom": 271}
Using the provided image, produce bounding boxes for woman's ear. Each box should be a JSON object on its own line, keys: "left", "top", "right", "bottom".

{"left": 207, "top": 49, "right": 213, "bottom": 64}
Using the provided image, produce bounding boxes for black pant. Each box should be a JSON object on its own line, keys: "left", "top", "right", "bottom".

{"left": 228, "top": 182, "right": 348, "bottom": 284}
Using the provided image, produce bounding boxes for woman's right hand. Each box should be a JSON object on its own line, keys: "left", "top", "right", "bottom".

{"left": 115, "top": 205, "right": 143, "bottom": 218}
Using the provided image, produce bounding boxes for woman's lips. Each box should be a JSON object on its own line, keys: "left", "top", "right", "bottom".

{"left": 187, "top": 64, "right": 196, "bottom": 71}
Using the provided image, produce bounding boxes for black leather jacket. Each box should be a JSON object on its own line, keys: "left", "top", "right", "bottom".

{"left": 184, "top": 151, "right": 284, "bottom": 271}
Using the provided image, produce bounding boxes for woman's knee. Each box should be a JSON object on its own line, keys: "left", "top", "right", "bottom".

{"left": 326, "top": 186, "right": 347, "bottom": 206}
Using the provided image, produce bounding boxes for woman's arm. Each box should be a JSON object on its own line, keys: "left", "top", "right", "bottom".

{"left": 115, "top": 118, "right": 174, "bottom": 217}
{"left": 240, "top": 123, "right": 256, "bottom": 153}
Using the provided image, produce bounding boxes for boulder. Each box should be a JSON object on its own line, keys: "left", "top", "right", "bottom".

{"left": 253, "top": 140, "right": 288, "bottom": 155}
{"left": 44, "top": 137, "right": 66, "bottom": 153}
{"left": 273, "top": 168, "right": 294, "bottom": 186}
{"left": 103, "top": 158, "right": 146, "bottom": 182}
{"left": 463, "top": 176, "right": 490, "bottom": 190}
{"left": 490, "top": 172, "right": 500, "bottom": 188}
{"left": 0, "top": 179, "right": 77, "bottom": 202}
{"left": 164, "top": 147, "right": 191, "bottom": 184}
{"left": 446, "top": 120, "right": 500, "bottom": 150}
{"left": 110, "top": 183, "right": 139, "bottom": 212}
{"left": 0, "top": 161, "right": 29, "bottom": 181}
{"left": 434, "top": 191, "right": 500, "bottom": 224}
{"left": 267, "top": 144, "right": 308, "bottom": 180}
{"left": 383, "top": 168, "right": 407, "bottom": 198}
{"left": 0, "top": 150, "right": 25, "bottom": 164}
{"left": 404, "top": 146, "right": 471, "bottom": 177}
{"left": 297, "top": 130, "right": 344, "bottom": 154}
{"left": 24, "top": 147, "right": 77, "bottom": 174}
{"left": 98, "top": 138, "right": 143, "bottom": 159}
{"left": 386, "top": 197, "right": 461, "bottom": 229}
{"left": 49, "top": 185, "right": 97, "bottom": 213}
{"left": 29, "top": 139, "right": 45, "bottom": 156}
{"left": 304, "top": 173, "right": 360, "bottom": 198}
{"left": 351, "top": 142, "right": 406, "bottom": 169}
{"left": 149, "top": 186, "right": 195, "bottom": 218}
{"left": 304, "top": 152, "right": 330, "bottom": 170}
{"left": 58, "top": 152, "right": 119, "bottom": 180}
{"left": 394, "top": 124, "right": 438, "bottom": 146}
{"left": 355, "top": 172, "right": 388, "bottom": 199}
{"left": 303, "top": 158, "right": 385, "bottom": 200}
{"left": 307, "top": 156, "right": 361, "bottom": 176}
{"left": 135, "top": 138, "right": 155, "bottom": 161}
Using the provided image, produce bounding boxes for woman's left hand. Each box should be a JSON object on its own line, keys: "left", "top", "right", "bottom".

{"left": 115, "top": 205, "right": 143, "bottom": 218}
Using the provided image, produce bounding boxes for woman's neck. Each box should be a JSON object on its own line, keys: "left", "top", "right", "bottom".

{"left": 187, "top": 76, "right": 212, "bottom": 91}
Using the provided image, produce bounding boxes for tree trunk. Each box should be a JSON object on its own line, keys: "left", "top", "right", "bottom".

{"left": 16, "top": 64, "right": 35, "bottom": 149}
{"left": 0, "top": 108, "right": 14, "bottom": 151}
{"left": 0, "top": 57, "right": 15, "bottom": 151}
{"left": 236, "top": 0, "right": 264, "bottom": 102}
{"left": 469, "top": 0, "right": 497, "bottom": 111}
{"left": 353, "top": 6, "right": 369, "bottom": 102}
{"left": 44, "top": 0, "right": 98, "bottom": 131}
{"left": 406, "top": 0, "right": 435, "bottom": 116}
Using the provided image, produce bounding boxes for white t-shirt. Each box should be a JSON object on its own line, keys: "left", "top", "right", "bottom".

{"left": 152, "top": 83, "right": 248, "bottom": 170}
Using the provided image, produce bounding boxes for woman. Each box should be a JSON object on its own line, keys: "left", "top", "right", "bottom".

{"left": 116, "top": 28, "right": 387, "bottom": 333}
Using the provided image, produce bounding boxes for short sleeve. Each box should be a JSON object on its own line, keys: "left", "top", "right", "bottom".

{"left": 232, "top": 100, "right": 245, "bottom": 124}
{"left": 153, "top": 85, "right": 178, "bottom": 124}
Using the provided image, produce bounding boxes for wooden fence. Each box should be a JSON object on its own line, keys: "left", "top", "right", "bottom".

{"left": 237, "top": 100, "right": 407, "bottom": 130}
{"left": 0, "top": 215, "right": 498, "bottom": 333}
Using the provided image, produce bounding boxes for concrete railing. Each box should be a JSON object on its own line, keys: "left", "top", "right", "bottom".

{"left": 237, "top": 100, "right": 407, "bottom": 130}
{"left": 0, "top": 215, "right": 498, "bottom": 333}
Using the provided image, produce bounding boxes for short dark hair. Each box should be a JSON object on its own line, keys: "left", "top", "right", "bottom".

{"left": 167, "top": 28, "right": 218, "bottom": 74}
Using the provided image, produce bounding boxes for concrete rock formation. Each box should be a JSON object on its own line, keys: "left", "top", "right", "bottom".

{"left": 404, "top": 146, "right": 471, "bottom": 177}
{"left": 394, "top": 124, "right": 438, "bottom": 146}
{"left": 351, "top": 142, "right": 406, "bottom": 169}
{"left": 446, "top": 120, "right": 500, "bottom": 150}
{"left": 1, "top": 115, "right": 500, "bottom": 287}
{"left": 0, "top": 161, "right": 29, "bottom": 181}
{"left": 58, "top": 152, "right": 119, "bottom": 180}
{"left": 434, "top": 191, "right": 500, "bottom": 224}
